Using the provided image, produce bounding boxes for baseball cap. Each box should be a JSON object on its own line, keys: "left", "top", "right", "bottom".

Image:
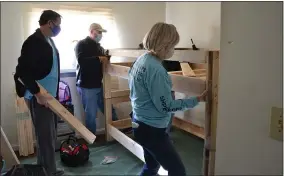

{"left": 89, "top": 23, "right": 107, "bottom": 32}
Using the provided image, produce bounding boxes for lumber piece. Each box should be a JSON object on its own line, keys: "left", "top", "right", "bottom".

{"left": 172, "top": 117, "right": 205, "bottom": 139}
{"left": 109, "top": 49, "right": 207, "bottom": 63}
{"left": 109, "top": 49, "right": 146, "bottom": 58}
{"left": 203, "top": 51, "right": 219, "bottom": 176}
{"left": 108, "top": 124, "right": 144, "bottom": 161}
{"left": 18, "top": 79, "right": 96, "bottom": 144}
{"left": 108, "top": 124, "right": 168, "bottom": 175}
{"left": 111, "top": 96, "right": 130, "bottom": 104}
{"left": 171, "top": 74, "right": 206, "bottom": 95}
{"left": 107, "top": 64, "right": 129, "bottom": 79}
{"left": 103, "top": 61, "right": 112, "bottom": 99}
{"left": 191, "top": 63, "right": 206, "bottom": 70}
{"left": 103, "top": 60, "right": 114, "bottom": 141}
{"left": 104, "top": 99, "right": 113, "bottom": 141}
{"left": 168, "top": 71, "right": 183, "bottom": 75}
{"left": 111, "top": 118, "right": 132, "bottom": 130}
{"left": 107, "top": 64, "right": 206, "bottom": 95}
{"left": 203, "top": 52, "right": 213, "bottom": 176}
{"left": 40, "top": 85, "right": 96, "bottom": 144}
{"left": 15, "top": 95, "right": 34, "bottom": 156}
{"left": 208, "top": 51, "right": 219, "bottom": 175}
{"left": 111, "top": 76, "right": 119, "bottom": 90}
{"left": 195, "top": 73, "right": 207, "bottom": 77}
{"left": 180, "top": 63, "right": 196, "bottom": 77}
{"left": 42, "top": 87, "right": 96, "bottom": 144}
{"left": 111, "top": 89, "right": 130, "bottom": 98}
{"left": 111, "top": 89, "right": 130, "bottom": 104}
{"left": 194, "top": 69, "right": 206, "bottom": 74}
{"left": 1, "top": 127, "right": 20, "bottom": 169}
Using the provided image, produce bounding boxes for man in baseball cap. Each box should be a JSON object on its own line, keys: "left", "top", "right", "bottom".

{"left": 74, "top": 23, "right": 118, "bottom": 135}
{"left": 89, "top": 23, "right": 107, "bottom": 42}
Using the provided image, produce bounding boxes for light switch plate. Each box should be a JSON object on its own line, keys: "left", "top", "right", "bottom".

{"left": 269, "top": 107, "right": 283, "bottom": 141}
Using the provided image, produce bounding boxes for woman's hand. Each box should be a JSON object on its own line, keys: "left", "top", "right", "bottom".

{"left": 197, "top": 89, "right": 208, "bottom": 102}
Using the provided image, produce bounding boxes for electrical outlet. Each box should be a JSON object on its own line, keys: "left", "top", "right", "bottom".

{"left": 269, "top": 107, "right": 283, "bottom": 141}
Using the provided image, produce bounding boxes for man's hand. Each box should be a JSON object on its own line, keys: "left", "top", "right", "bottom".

{"left": 35, "top": 92, "right": 53, "bottom": 107}
{"left": 197, "top": 89, "right": 208, "bottom": 102}
{"left": 99, "top": 56, "right": 110, "bottom": 64}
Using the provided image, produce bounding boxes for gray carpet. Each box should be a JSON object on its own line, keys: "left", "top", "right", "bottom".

{"left": 20, "top": 129, "right": 204, "bottom": 175}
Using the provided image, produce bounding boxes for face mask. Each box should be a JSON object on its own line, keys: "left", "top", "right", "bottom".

{"left": 164, "top": 48, "right": 175, "bottom": 59}
{"left": 50, "top": 22, "right": 61, "bottom": 37}
{"left": 95, "top": 34, "right": 102, "bottom": 43}
{"left": 50, "top": 25, "right": 61, "bottom": 37}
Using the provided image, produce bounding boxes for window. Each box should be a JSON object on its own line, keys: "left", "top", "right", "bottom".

{"left": 26, "top": 6, "right": 120, "bottom": 71}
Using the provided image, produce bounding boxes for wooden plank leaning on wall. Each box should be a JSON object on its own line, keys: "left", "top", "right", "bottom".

{"left": 15, "top": 94, "right": 34, "bottom": 156}
{"left": 1, "top": 127, "right": 20, "bottom": 169}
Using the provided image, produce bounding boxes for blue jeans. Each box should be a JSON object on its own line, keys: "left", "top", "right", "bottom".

{"left": 77, "top": 87, "right": 118, "bottom": 134}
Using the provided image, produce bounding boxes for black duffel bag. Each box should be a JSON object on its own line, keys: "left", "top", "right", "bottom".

{"left": 60, "top": 136, "right": 90, "bottom": 167}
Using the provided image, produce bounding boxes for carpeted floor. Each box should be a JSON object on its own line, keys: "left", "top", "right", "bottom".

{"left": 20, "top": 129, "right": 204, "bottom": 175}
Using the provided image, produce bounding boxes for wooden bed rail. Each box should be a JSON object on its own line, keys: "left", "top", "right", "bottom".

{"left": 107, "top": 64, "right": 206, "bottom": 95}
{"left": 109, "top": 48, "right": 208, "bottom": 64}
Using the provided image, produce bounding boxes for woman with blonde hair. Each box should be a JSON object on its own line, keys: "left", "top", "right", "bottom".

{"left": 128, "top": 22, "right": 207, "bottom": 176}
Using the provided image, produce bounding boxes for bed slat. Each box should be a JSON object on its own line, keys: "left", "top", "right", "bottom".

{"left": 109, "top": 49, "right": 207, "bottom": 64}
{"left": 107, "top": 64, "right": 206, "bottom": 95}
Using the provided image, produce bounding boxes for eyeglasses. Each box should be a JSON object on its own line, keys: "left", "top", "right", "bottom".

{"left": 51, "top": 21, "right": 60, "bottom": 27}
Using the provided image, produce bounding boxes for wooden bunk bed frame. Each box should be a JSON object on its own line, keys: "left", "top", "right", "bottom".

{"left": 102, "top": 48, "right": 219, "bottom": 176}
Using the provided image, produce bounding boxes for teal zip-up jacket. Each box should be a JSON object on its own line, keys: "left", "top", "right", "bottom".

{"left": 128, "top": 53, "right": 199, "bottom": 128}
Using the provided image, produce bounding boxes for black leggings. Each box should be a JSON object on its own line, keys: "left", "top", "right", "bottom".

{"left": 133, "top": 119, "right": 186, "bottom": 176}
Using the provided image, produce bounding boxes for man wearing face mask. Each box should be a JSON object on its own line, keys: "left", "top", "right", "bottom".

{"left": 75, "top": 23, "right": 118, "bottom": 135}
{"left": 14, "top": 10, "right": 64, "bottom": 176}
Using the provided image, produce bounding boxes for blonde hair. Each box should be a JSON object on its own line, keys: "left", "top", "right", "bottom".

{"left": 143, "top": 22, "right": 180, "bottom": 60}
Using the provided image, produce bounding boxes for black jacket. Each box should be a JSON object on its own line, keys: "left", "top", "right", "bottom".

{"left": 75, "top": 37, "right": 107, "bottom": 88}
{"left": 14, "top": 29, "right": 60, "bottom": 98}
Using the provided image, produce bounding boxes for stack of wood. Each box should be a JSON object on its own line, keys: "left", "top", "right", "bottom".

{"left": 15, "top": 95, "right": 34, "bottom": 156}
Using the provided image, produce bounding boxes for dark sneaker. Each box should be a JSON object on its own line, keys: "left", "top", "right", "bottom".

{"left": 121, "top": 127, "right": 133, "bottom": 134}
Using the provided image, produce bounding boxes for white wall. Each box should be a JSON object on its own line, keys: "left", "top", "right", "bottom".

{"left": 215, "top": 2, "right": 283, "bottom": 175}
{"left": 166, "top": 2, "right": 221, "bottom": 49}
{"left": 1, "top": 2, "right": 165, "bottom": 147}
{"left": 166, "top": 2, "right": 221, "bottom": 127}
{"left": 166, "top": 1, "right": 283, "bottom": 174}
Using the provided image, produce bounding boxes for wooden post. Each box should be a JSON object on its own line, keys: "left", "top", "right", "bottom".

{"left": 208, "top": 51, "right": 219, "bottom": 175}
{"left": 203, "top": 51, "right": 219, "bottom": 176}
{"left": 203, "top": 51, "right": 213, "bottom": 176}
{"left": 102, "top": 58, "right": 114, "bottom": 141}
